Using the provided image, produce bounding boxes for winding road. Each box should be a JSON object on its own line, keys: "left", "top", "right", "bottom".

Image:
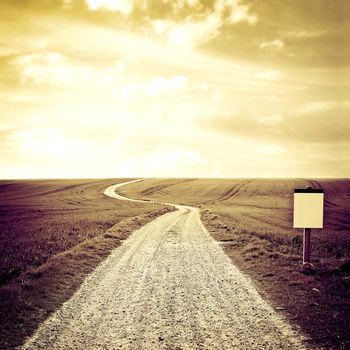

{"left": 21, "top": 180, "right": 306, "bottom": 349}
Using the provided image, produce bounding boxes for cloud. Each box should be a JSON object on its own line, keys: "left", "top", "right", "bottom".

{"left": 0, "top": 121, "right": 18, "bottom": 132}
{"left": 121, "top": 82, "right": 144, "bottom": 100}
{"left": 2, "top": 125, "right": 128, "bottom": 178}
{"left": 82, "top": 0, "right": 259, "bottom": 35}
{"left": 14, "top": 52, "right": 63, "bottom": 65}
{"left": 0, "top": 0, "right": 348, "bottom": 178}
{"left": 215, "top": 0, "right": 257, "bottom": 24}
{"left": 85, "top": 0, "right": 133, "bottom": 14}
{"left": 10, "top": 49, "right": 129, "bottom": 88}
{"left": 256, "top": 70, "right": 282, "bottom": 80}
{"left": 0, "top": 47, "right": 19, "bottom": 58}
{"left": 121, "top": 75, "right": 188, "bottom": 99}
{"left": 9, "top": 127, "right": 71, "bottom": 158}
{"left": 152, "top": 14, "right": 222, "bottom": 48}
{"left": 120, "top": 148, "right": 208, "bottom": 177}
{"left": 168, "top": 75, "right": 188, "bottom": 89}
{"left": 258, "top": 144, "right": 284, "bottom": 155}
{"left": 7, "top": 95, "right": 41, "bottom": 103}
{"left": 12, "top": 52, "right": 74, "bottom": 85}
{"left": 297, "top": 101, "right": 339, "bottom": 115}
{"left": 283, "top": 30, "right": 327, "bottom": 39}
{"left": 259, "top": 39, "right": 284, "bottom": 50}
{"left": 199, "top": 82, "right": 209, "bottom": 92}
{"left": 203, "top": 101, "right": 350, "bottom": 144}
{"left": 81, "top": 0, "right": 258, "bottom": 48}
{"left": 257, "top": 114, "right": 283, "bottom": 126}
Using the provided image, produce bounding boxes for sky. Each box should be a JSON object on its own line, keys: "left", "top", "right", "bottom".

{"left": 0, "top": 0, "right": 349, "bottom": 178}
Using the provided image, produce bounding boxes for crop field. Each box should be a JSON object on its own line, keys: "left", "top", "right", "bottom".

{"left": 0, "top": 178, "right": 349, "bottom": 350}
{"left": 120, "top": 178, "right": 350, "bottom": 350}
{"left": 0, "top": 179, "right": 171, "bottom": 350}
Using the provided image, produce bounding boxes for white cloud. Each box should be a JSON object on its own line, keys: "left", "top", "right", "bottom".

{"left": 121, "top": 82, "right": 144, "bottom": 100}
{"left": 153, "top": 20, "right": 168, "bottom": 37}
{"left": 297, "top": 101, "right": 339, "bottom": 114}
{"left": 153, "top": 14, "right": 222, "bottom": 49}
{"left": 215, "top": 0, "right": 257, "bottom": 24}
{"left": 258, "top": 144, "right": 284, "bottom": 155}
{"left": 63, "top": 0, "right": 73, "bottom": 9}
{"left": 256, "top": 70, "right": 282, "bottom": 81}
{"left": 120, "top": 149, "right": 208, "bottom": 177}
{"left": 168, "top": 75, "right": 188, "bottom": 89}
{"left": 121, "top": 75, "right": 188, "bottom": 99}
{"left": 6, "top": 125, "right": 128, "bottom": 178}
{"left": 85, "top": 0, "right": 133, "bottom": 15}
{"left": 10, "top": 128, "right": 71, "bottom": 158}
{"left": 8, "top": 95, "right": 41, "bottom": 103}
{"left": 284, "top": 30, "right": 327, "bottom": 39}
{"left": 12, "top": 51, "right": 127, "bottom": 87}
{"left": 212, "top": 90, "right": 222, "bottom": 103}
{"left": 227, "top": 4, "right": 257, "bottom": 25}
{"left": 257, "top": 114, "right": 283, "bottom": 126}
{"left": 15, "top": 52, "right": 63, "bottom": 66}
{"left": 147, "top": 75, "right": 188, "bottom": 95}
{"left": 0, "top": 121, "right": 18, "bottom": 131}
{"left": 150, "top": 0, "right": 257, "bottom": 48}
{"left": 259, "top": 39, "right": 284, "bottom": 50}
{"left": 186, "top": 0, "right": 200, "bottom": 7}
{"left": 0, "top": 47, "right": 19, "bottom": 57}
{"left": 147, "top": 76, "right": 168, "bottom": 96}
{"left": 13, "top": 52, "right": 74, "bottom": 85}
{"left": 200, "top": 82, "right": 209, "bottom": 92}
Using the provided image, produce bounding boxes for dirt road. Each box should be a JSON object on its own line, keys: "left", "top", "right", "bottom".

{"left": 21, "top": 180, "right": 306, "bottom": 349}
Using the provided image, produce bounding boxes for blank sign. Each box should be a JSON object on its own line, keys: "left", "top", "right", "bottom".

{"left": 293, "top": 189, "right": 324, "bottom": 228}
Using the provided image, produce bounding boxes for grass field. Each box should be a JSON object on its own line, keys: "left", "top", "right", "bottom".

{"left": 0, "top": 179, "right": 172, "bottom": 350}
{"left": 120, "top": 178, "right": 350, "bottom": 350}
{"left": 0, "top": 178, "right": 349, "bottom": 349}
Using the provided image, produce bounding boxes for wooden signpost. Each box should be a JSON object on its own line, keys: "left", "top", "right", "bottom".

{"left": 293, "top": 187, "right": 324, "bottom": 264}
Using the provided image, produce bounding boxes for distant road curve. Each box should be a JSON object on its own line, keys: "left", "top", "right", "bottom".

{"left": 22, "top": 180, "right": 307, "bottom": 350}
{"left": 103, "top": 179, "right": 181, "bottom": 208}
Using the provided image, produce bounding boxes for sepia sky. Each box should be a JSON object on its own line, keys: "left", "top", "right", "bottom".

{"left": 0, "top": 0, "right": 349, "bottom": 178}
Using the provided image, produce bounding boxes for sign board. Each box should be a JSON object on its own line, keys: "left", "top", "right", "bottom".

{"left": 293, "top": 189, "right": 324, "bottom": 228}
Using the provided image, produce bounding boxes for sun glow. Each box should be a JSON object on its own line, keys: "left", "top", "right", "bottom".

{"left": 86, "top": 0, "right": 133, "bottom": 14}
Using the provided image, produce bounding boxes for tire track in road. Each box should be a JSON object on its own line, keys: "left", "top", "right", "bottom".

{"left": 21, "top": 180, "right": 307, "bottom": 350}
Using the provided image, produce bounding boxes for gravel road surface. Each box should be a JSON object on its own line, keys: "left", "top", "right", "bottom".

{"left": 21, "top": 180, "right": 306, "bottom": 350}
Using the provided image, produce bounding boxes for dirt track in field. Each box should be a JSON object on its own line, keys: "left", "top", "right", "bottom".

{"left": 21, "top": 180, "right": 306, "bottom": 350}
